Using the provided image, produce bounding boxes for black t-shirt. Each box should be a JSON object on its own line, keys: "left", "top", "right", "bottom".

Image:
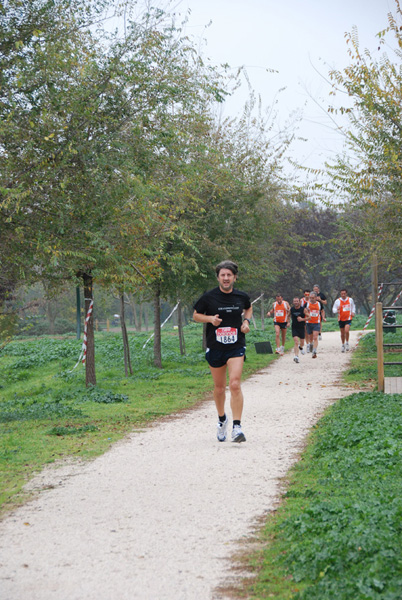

{"left": 193, "top": 287, "right": 251, "bottom": 349}
{"left": 290, "top": 305, "right": 307, "bottom": 329}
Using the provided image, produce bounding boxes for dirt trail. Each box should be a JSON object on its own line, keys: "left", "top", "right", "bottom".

{"left": 0, "top": 331, "right": 359, "bottom": 600}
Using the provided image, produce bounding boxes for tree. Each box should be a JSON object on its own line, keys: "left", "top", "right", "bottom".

{"left": 326, "top": 0, "right": 402, "bottom": 268}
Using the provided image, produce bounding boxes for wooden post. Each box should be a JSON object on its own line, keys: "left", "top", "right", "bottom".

{"left": 376, "top": 302, "right": 384, "bottom": 392}
{"left": 95, "top": 319, "right": 99, "bottom": 332}
{"left": 106, "top": 318, "right": 110, "bottom": 332}
{"left": 76, "top": 286, "right": 81, "bottom": 340}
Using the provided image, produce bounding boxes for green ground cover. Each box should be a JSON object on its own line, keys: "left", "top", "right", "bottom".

{"left": 0, "top": 322, "right": 286, "bottom": 514}
{"left": 236, "top": 327, "right": 402, "bottom": 599}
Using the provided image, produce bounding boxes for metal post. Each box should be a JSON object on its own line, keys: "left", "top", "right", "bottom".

{"left": 76, "top": 286, "right": 81, "bottom": 339}
{"left": 376, "top": 302, "right": 384, "bottom": 392}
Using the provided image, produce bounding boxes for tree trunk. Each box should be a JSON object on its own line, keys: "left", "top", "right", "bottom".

{"left": 83, "top": 273, "right": 96, "bottom": 387}
{"left": 153, "top": 286, "right": 162, "bottom": 368}
{"left": 144, "top": 303, "right": 149, "bottom": 331}
{"left": 178, "top": 300, "right": 186, "bottom": 356}
{"left": 120, "top": 294, "right": 133, "bottom": 376}
{"left": 137, "top": 302, "right": 143, "bottom": 332}
{"left": 260, "top": 293, "right": 264, "bottom": 331}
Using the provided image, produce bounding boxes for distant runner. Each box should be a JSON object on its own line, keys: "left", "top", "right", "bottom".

{"left": 193, "top": 260, "right": 252, "bottom": 443}
{"left": 300, "top": 289, "right": 311, "bottom": 352}
{"left": 267, "top": 294, "right": 290, "bottom": 356}
{"left": 332, "top": 288, "right": 356, "bottom": 352}
{"left": 290, "top": 297, "right": 310, "bottom": 363}
{"left": 313, "top": 284, "right": 327, "bottom": 340}
{"left": 306, "top": 291, "right": 323, "bottom": 358}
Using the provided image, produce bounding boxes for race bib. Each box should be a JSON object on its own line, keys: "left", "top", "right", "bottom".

{"left": 311, "top": 310, "right": 319, "bottom": 317}
{"left": 343, "top": 305, "right": 351, "bottom": 312}
{"left": 216, "top": 327, "right": 238, "bottom": 344}
{"left": 275, "top": 310, "right": 284, "bottom": 317}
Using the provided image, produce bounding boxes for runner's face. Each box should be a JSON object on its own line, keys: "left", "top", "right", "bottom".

{"left": 340, "top": 290, "right": 347, "bottom": 300}
{"left": 276, "top": 296, "right": 282, "bottom": 304}
{"left": 309, "top": 293, "right": 316, "bottom": 302}
{"left": 293, "top": 298, "right": 300, "bottom": 308}
{"left": 217, "top": 268, "right": 236, "bottom": 292}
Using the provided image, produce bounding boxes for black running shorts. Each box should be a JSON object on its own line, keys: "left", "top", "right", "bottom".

{"left": 206, "top": 346, "right": 246, "bottom": 368}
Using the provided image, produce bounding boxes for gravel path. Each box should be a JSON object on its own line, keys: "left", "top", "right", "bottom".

{"left": 0, "top": 331, "right": 359, "bottom": 600}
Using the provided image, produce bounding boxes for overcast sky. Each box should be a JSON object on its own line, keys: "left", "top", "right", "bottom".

{"left": 177, "top": 0, "right": 396, "bottom": 180}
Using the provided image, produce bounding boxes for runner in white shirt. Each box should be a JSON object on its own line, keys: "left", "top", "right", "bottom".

{"left": 332, "top": 288, "right": 356, "bottom": 352}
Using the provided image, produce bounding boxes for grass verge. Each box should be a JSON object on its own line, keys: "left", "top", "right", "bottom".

{"left": 231, "top": 327, "right": 402, "bottom": 599}
{"left": 0, "top": 322, "right": 285, "bottom": 515}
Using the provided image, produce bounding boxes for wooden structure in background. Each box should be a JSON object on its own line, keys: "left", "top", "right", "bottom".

{"left": 376, "top": 301, "right": 402, "bottom": 393}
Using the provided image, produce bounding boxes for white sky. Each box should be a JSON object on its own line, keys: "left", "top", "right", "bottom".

{"left": 178, "top": 0, "right": 396, "bottom": 180}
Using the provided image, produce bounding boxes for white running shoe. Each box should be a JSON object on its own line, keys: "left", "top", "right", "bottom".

{"left": 279, "top": 346, "right": 284, "bottom": 356}
{"left": 300, "top": 348, "right": 305, "bottom": 355}
{"left": 293, "top": 356, "right": 299, "bottom": 363}
{"left": 232, "top": 424, "right": 246, "bottom": 443}
{"left": 275, "top": 347, "right": 280, "bottom": 354}
{"left": 217, "top": 416, "right": 228, "bottom": 442}
{"left": 341, "top": 344, "right": 345, "bottom": 353}
{"left": 345, "top": 342, "right": 350, "bottom": 352}
{"left": 306, "top": 344, "right": 311, "bottom": 353}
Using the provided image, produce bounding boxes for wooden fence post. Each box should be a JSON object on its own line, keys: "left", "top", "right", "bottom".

{"left": 376, "top": 302, "right": 384, "bottom": 392}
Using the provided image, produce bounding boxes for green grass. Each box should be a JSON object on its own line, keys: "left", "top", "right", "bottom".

{"left": 0, "top": 323, "right": 284, "bottom": 514}
{"left": 233, "top": 326, "right": 402, "bottom": 600}
{"left": 241, "top": 391, "right": 402, "bottom": 600}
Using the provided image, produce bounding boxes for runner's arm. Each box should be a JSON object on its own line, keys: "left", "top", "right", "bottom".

{"left": 332, "top": 299, "right": 340, "bottom": 314}
{"left": 241, "top": 306, "right": 253, "bottom": 333}
{"left": 193, "top": 311, "right": 222, "bottom": 327}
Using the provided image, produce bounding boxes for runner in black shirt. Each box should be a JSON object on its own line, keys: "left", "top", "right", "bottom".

{"left": 193, "top": 260, "right": 252, "bottom": 443}
{"left": 290, "top": 297, "right": 309, "bottom": 363}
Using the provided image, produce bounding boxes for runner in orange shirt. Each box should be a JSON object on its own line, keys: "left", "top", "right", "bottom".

{"left": 267, "top": 294, "right": 290, "bottom": 355}
{"left": 306, "top": 291, "right": 323, "bottom": 358}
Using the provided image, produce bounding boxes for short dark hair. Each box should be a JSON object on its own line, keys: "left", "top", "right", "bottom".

{"left": 303, "top": 289, "right": 310, "bottom": 294}
{"left": 215, "top": 260, "right": 238, "bottom": 276}
{"left": 340, "top": 288, "right": 348, "bottom": 294}
{"left": 275, "top": 293, "right": 282, "bottom": 298}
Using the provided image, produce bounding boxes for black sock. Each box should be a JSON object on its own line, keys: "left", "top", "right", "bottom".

{"left": 218, "top": 414, "right": 226, "bottom": 423}
{"left": 233, "top": 419, "right": 241, "bottom": 427}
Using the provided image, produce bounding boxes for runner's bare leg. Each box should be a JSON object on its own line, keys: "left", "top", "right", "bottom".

{"left": 209, "top": 365, "right": 227, "bottom": 417}
{"left": 227, "top": 356, "right": 245, "bottom": 421}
